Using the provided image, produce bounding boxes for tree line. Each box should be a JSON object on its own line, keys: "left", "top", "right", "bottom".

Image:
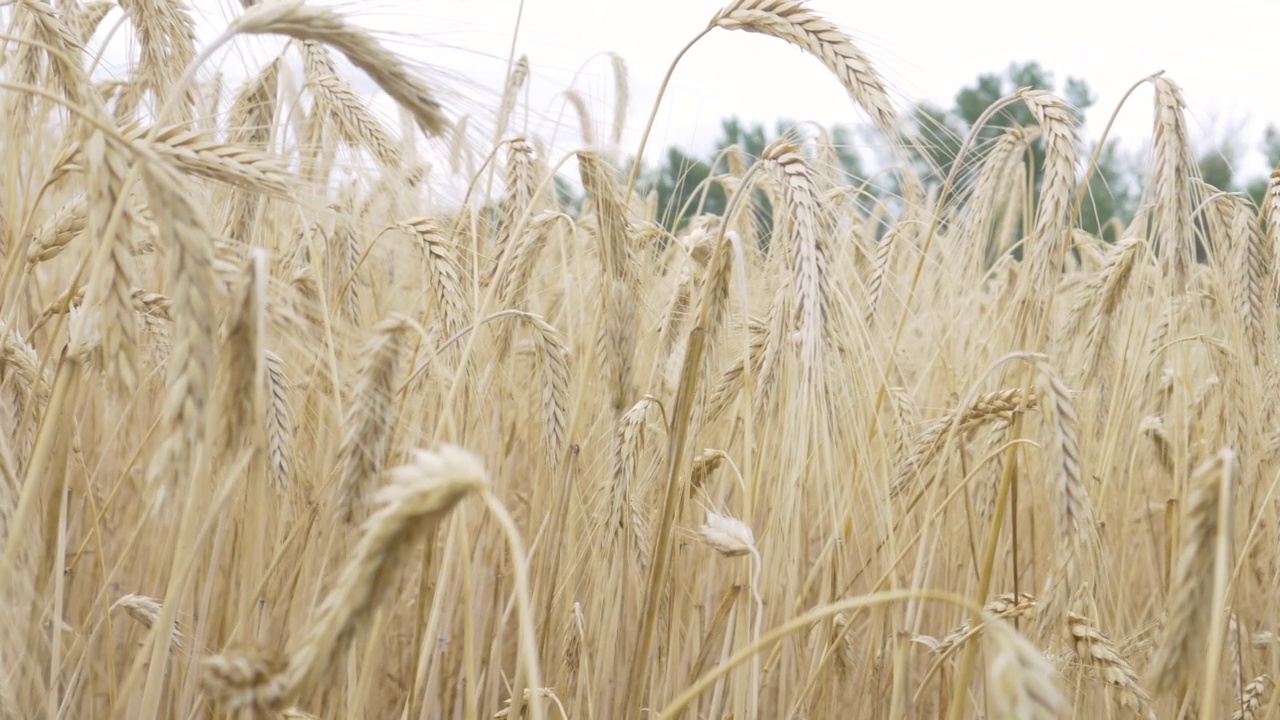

{"left": 633, "top": 61, "right": 1280, "bottom": 243}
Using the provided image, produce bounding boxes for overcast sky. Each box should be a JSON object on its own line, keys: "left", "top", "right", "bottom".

{"left": 179, "top": 0, "right": 1280, "bottom": 177}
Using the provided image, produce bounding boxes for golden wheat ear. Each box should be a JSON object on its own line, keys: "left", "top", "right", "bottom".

{"left": 203, "top": 445, "right": 486, "bottom": 710}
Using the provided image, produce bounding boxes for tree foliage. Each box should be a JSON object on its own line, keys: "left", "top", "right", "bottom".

{"left": 640, "top": 116, "right": 865, "bottom": 233}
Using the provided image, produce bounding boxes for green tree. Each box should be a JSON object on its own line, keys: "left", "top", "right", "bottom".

{"left": 642, "top": 116, "right": 866, "bottom": 234}
{"left": 1245, "top": 124, "right": 1280, "bottom": 207}
{"left": 1079, "top": 139, "right": 1141, "bottom": 241}
{"left": 650, "top": 145, "right": 725, "bottom": 227}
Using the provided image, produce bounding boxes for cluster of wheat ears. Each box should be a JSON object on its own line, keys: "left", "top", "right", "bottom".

{"left": 0, "top": 0, "right": 1277, "bottom": 718}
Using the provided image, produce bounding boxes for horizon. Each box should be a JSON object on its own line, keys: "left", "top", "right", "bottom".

{"left": 393, "top": 0, "right": 1280, "bottom": 179}
{"left": 95, "top": 1, "right": 1280, "bottom": 184}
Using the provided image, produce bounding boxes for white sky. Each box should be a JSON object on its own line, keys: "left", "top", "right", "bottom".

{"left": 110, "top": 0, "right": 1280, "bottom": 177}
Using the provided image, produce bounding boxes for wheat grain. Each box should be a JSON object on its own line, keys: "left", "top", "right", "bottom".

{"left": 14, "top": 0, "right": 94, "bottom": 108}
{"left": 113, "top": 593, "right": 184, "bottom": 650}
{"left": 985, "top": 616, "right": 1068, "bottom": 720}
{"left": 1080, "top": 237, "right": 1146, "bottom": 381}
{"left": 1017, "top": 89, "right": 1079, "bottom": 335}
{"left": 1232, "top": 675, "right": 1274, "bottom": 720}
{"left": 29, "top": 196, "right": 88, "bottom": 263}
{"left": 201, "top": 644, "right": 288, "bottom": 714}
{"left": 930, "top": 593, "right": 1038, "bottom": 665}
{"left": 564, "top": 90, "right": 595, "bottom": 146}
{"left": 893, "top": 388, "right": 1037, "bottom": 497}
{"left": 527, "top": 314, "right": 570, "bottom": 467}
{"left": 1066, "top": 612, "right": 1154, "bottom": 719}
{"left": 1211, "top": 194, "right": 1269, "bottom": 362}
{"left": 607, "top": 398, "right": 654, "bottom": 564}
{"left": 488, "top": 138, "right": 538, "bottom": 285}
{"left": 698, "top": 510, "right": 756, "bottom": 558}
{"left": 308, "top": 70, "right": 403, "bottom": 168}
{"left": 125, "top": 123, "right": 292, "bottom": 196}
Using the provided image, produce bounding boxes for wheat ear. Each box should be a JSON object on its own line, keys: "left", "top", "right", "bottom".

{"left": 140, "top": 156, "right": 220, "bottom": 505}
{"left": 1146, "top": 449, "right": 1235, "bottom": 697}
{"left": 708, "top": 0, "right": 898, "bottom": 136}
{"left": 1066, "top": 612, "right": 1155, "bottom": 719}
{"left": 262, "top": 350, "right": 294, "bottom": 493}
{"left": 281, "top": 445, "right": 485, "bottom": 703}
{"left": 334, "top": 315, "right": 415, "bottom": 523}
{"left": 229, "top": 1, "right": 448, "bottom": 138}
{"left": 80, "top": 131, "right": 140, "bottom": 395}
{"left": 1150, "top": 77, "right": 1196, "bottom": 293}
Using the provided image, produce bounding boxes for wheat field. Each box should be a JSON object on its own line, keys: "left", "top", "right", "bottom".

{"left": 1, "top": 0, "right": 1277, "bottom": 718}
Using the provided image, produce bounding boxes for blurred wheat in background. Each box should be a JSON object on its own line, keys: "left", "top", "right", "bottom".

{"left": 0, "top": 0, "right": 1276, "bottom": 718}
